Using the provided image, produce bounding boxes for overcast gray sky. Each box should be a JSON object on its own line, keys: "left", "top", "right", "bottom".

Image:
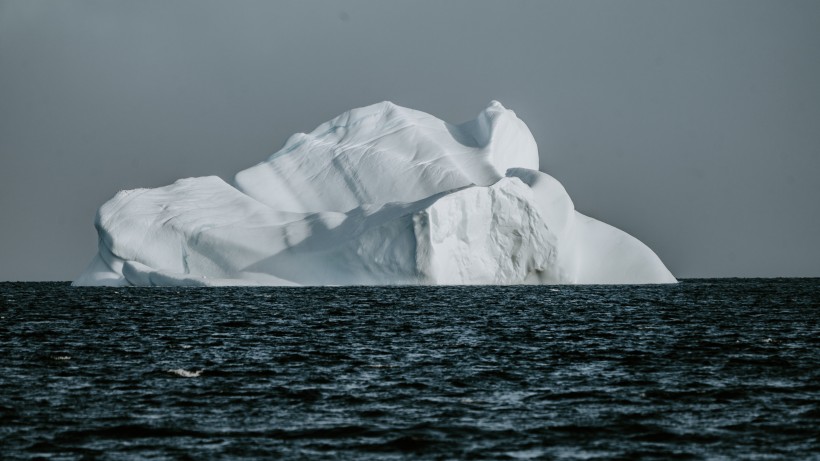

{"left": 1, "top": 0, "right": 819, "bottom": 281}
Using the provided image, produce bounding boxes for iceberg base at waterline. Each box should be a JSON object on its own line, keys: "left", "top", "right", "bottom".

{"left": 74, "top": 101, "right": 676, "bottom": 286}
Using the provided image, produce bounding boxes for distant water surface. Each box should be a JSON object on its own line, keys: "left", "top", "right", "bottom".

{"left": 1, "top": 279, "right": 818, "bottom": 460}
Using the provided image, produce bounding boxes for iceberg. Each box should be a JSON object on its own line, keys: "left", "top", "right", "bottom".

{"left": 73, "top": 101, "right": 676, "bottom": 286}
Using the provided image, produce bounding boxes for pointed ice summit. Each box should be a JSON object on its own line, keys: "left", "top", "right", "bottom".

{"left": 74, "top": 101, "right": 676, "bottom": 286}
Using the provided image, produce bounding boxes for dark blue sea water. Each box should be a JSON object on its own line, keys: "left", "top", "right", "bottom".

{"left": 1, "top": 279, "right": 818, "bottom": 460}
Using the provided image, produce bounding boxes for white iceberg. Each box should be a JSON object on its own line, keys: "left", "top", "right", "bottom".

{"left": 73, "top": 101, "right": 676, "bottom": 286}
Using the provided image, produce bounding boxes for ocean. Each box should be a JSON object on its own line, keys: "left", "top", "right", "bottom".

{"left": 1, "top": 279, "right": 818, "bottom": 460}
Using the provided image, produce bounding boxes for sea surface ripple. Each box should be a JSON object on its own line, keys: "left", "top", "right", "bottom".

{"left": 1, "top": 279, "right": 818, "bottom": 459}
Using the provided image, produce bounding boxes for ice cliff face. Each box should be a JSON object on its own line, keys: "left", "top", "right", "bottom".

{"left": 74, "top": 101, "right": 676, "bottom": 286}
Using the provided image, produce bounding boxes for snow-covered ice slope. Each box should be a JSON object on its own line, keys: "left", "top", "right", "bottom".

{"left": 74, "top": 101, "right": 676, "bottom": 286}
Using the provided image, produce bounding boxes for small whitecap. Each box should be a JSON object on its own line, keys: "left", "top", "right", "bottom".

{"left": 505, "top": 448, "right": 546, "bottom": 459}
{"left": 180, "top": 345, "right": 193, "bottom": 349}
{"left": 168, "top": 368, "right": 202, "bottom": 378}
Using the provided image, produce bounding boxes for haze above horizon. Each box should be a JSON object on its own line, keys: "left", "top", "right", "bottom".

{"left": 1, "top": 0, "right": 819, "bottom": 280}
